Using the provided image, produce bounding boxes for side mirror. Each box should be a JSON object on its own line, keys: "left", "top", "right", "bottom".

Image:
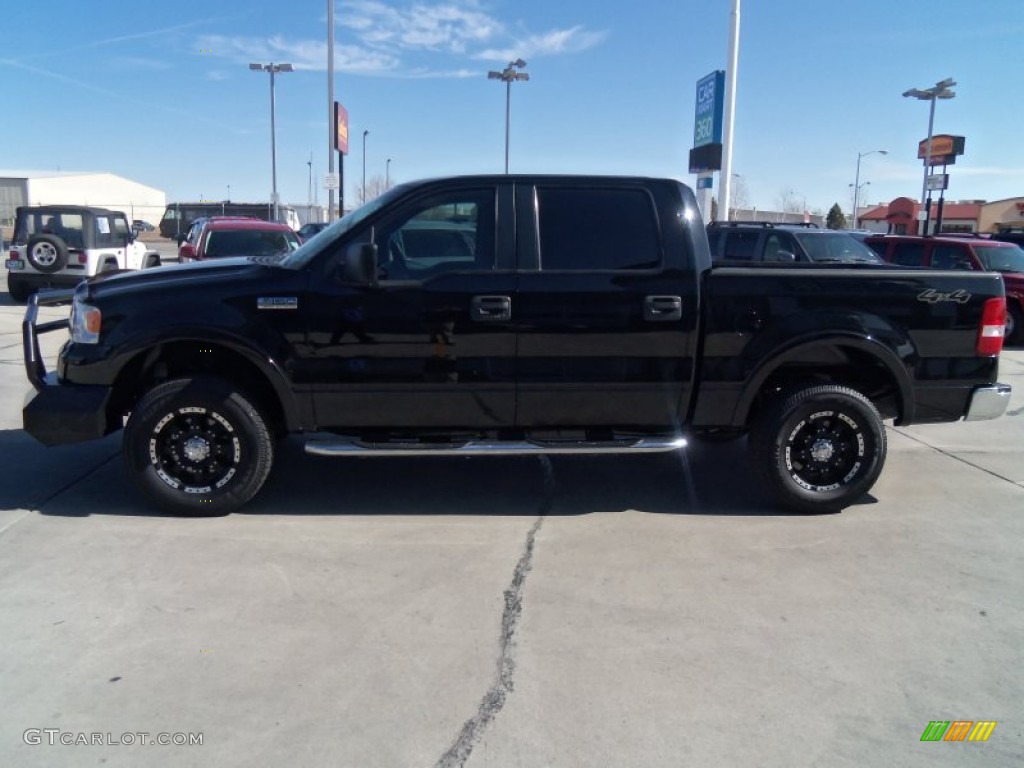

{"left": 343, "top": 242, "right": 378, "bottom": 285}
{"left": 179, "top": 243, "right": 197, "bottom": 261}
{"left": 773, "top": 250, "right": 797, "bottom": 262}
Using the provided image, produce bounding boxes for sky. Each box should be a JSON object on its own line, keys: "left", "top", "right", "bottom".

{"left": 2, "top": 0, "right": 1022, "bottom": 217}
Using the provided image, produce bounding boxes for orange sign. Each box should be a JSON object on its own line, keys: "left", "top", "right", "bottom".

{"left": 335, "top": 102, "right": 349, "bottom": 155}
{"left": 917, "top": 134, "right": 965, "bottom": 160}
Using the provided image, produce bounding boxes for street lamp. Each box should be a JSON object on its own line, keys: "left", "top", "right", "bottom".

{"left": 852, "top": 149, "right": 886, "bottom": 228}
{"left": 386, "top": 157, "right": 391, "bottom": 189}
{"left": 487, "top": 59, "right": 529, "bottom": 174}
{"left": 361, "top": 129, "right": 369, "bottom": 204}
{"left": 903, "top": 78, "right": 956, "bottom": 235}
{"left": 249, "top": 62, "right": 294, "bottom": 222}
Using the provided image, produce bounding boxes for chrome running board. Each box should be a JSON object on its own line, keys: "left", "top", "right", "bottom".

{"left": 304, "top": 436, "right": 687, "bottom": 457}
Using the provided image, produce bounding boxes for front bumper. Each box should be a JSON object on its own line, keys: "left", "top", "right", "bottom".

{"left": 964, "top": 384, "right": 1012, "bottom": 422}
{"left": 22, "top": 291, "right": 114, "bottom": 446}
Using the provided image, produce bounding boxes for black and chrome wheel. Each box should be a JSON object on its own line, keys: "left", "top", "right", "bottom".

{"left": 752, "top": 385, "right": 886, "bottom": 514}
{"left": 124, "top": 377, "right": 273, "bottom": 515}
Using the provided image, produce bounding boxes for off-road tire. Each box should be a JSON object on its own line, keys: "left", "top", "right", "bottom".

{"left": 124, "top": 376, "right": 274, "bottom": 516}
{"left": 26, "top": 234, "right": 68, "bottom": 274}
{"left": 751, "top": 385, "right": 886, "bottom": 514}
{"left": 1006, "top": 303, "right": 1022, "bottom": 346}
{"left": 7, "top": 276, "right": 32, "bottom": 303}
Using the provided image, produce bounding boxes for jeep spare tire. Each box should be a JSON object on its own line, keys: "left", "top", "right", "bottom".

{"left": 26, "top": 234, "right": 68, "bottom": 273}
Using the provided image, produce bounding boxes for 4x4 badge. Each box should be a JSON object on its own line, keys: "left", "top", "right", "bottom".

{"left": 917, "top": 288, "right": 970, "bottom": 304}
{"left": 257, "top": 297, "right": 298, "bottom": 310}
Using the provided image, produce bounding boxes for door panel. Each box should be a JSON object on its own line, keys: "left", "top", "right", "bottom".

{"left": 300, "top": 185, "right": 517, "bottom": 430}
{"left": 513, "top": 183, "right": 698, "bottom": 428}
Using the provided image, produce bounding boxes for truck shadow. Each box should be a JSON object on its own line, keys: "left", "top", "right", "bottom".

{"left": 0, "top": 429, "right": 872, "bottom": 518}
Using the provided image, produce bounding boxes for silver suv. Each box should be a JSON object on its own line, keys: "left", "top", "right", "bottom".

{"left": 6, "top": 205, "right": 161, "bottom": 302}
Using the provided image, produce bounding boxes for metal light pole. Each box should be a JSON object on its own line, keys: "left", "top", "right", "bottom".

{"left": 719, "top": 0, "right": 741, "bottom": 221}
{"left": 249, "top": 62, "right": 294, "bottom": 222}
{"left": 903, "top": 78, "right": 956, "bottom": 235}
{"left": 386, "top": 157, "right": 391, "bottom": 189}
{"left": 307, "top": 152, "right": 313, "bottom": 212}
{"left": 852, "top": 149, "right": 886, "bottom": 228}
{"left": 327, "top": 0, "right": 335, "bottom": 222}
{"left": 361, "top": 129, "right": 369, "bottom": 204}
{"left": 487, "top": 59, "right": 529, "bottom": 174}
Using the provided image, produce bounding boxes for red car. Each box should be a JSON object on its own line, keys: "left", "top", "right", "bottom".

{"left": 865, "top": 234, "right": 1024, "bottom": 343}
{"left": 178, "top": 218, "right": 300, "bottom": 263}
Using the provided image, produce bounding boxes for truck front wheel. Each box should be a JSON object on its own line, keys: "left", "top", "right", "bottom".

{"left": 124, "top": 376, "right": 274, "bottom": 515}
{"left": 751, "top": 385, "right": 886, "bottom": 514}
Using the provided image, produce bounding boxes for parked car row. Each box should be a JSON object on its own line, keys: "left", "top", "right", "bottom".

{"left": 704, "top": 221, "right": 1024, "bottom": 344}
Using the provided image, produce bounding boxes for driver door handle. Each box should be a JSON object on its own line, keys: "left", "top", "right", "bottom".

{"left": 644, "top": 295, "right": 682, "bottom": 322}
{"left": 471, "top": 295, "right": 511, "bottom": 322}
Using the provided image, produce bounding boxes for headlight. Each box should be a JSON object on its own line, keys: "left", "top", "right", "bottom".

{"left": 70, "top": 297, "right": 102, "bottom": 344}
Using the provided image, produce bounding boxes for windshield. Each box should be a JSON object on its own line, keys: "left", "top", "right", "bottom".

{"left": 203, "top": 229, "right": 300, "bottom": 258}
{"left": 793, "top": 232, "right": 885, "bottom": 263}
{"left": 974, "top": 245, "right": 1024, "bottom": 273}
{"left": 278, "top": 185, "right": 410, "bottom": 269}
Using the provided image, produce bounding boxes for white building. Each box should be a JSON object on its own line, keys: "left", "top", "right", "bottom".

{"left": 0, "top": 171, "right": 166, "bottom": 229}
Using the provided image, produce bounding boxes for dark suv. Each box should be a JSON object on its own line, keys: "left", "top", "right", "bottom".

{"left": 706, "top": 222, "right": 885, "bottom": 265}
{"left": 864, "top": 234, "right": 1024, "bottom": 343}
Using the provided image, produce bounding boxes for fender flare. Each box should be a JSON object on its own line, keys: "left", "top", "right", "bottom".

{"left": 733, "top": 332, "right": 915, "bottom": 427}
{"left": 118, "top": 329, "right": 305, "bottom": 431}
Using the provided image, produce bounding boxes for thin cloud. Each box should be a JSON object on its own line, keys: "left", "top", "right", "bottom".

{"left": 197, "top": 3, "right": 606, "bottom": 78}
{"left": 0, "top": 59, "right": 247, "bottom": 135}
{"left": 198, "top": 34, "right": 399, "bottom": 74}
{"left": 474, "top": 26, "right": 608, "bottom": 62}
{"left": 341, "top": 0, "right": 501, "bottom": 52}
{"left": 14, "top": 18, "right": 223, "bottom": 62}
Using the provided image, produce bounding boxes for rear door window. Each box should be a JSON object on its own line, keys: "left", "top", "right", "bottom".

{"left": 721, "top": 231, "right": 759, "bottom": 261}
{"left": 536, "top": 187, "right": 661, "bottom": 271}
{"left": 931, "top": 245, "right": 973, "bottom": 270}
{"left": 890, "top": 242, "right": 926, "bottom": 267}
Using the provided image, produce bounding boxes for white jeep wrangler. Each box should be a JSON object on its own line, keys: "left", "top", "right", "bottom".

{"left": 5, "top": 205, "right": 161, "bottom": 302}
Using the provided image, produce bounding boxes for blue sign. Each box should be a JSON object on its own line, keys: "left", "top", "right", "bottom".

{"left": 696, "top": 176, "right": 714, "bottom": 189}
{"left": 693, "top": 70, "right": 725, "bottom": 148}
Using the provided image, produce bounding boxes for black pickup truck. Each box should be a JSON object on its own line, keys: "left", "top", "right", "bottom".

{"left": 21, "top": 175, "right": 1011, "bottom": 515}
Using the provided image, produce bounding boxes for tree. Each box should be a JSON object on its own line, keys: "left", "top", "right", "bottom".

{"left": 775, "top": 187, "right": 803, "bottom": 221}
{"left": 826, "top": 203, "right": 846, "bottom": 230}
{"left": 353, "top": 175, "right": 389, "bottom": 206}
{"left": 728, "top": 176, "right": 750, "bottom": 220}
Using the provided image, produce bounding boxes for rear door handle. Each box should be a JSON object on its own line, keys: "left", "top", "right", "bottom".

{"left": 644, "top": 295, "right": 682, "bottom": 322}
{"left": 471, "top": 295, "right": 511, "bottom": 322}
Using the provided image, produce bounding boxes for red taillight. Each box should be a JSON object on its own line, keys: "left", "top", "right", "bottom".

{"left": 976, "top": 297, "right": 1006, "bottom": 356}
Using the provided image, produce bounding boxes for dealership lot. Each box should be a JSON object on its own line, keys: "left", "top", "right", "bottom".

{"left": 0, "top": 273, "right": 1021, "bottom": 766}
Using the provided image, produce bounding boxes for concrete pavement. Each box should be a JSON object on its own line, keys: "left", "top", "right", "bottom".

{"left": 0, "top": 274, "right": 1021, "bottom": 767}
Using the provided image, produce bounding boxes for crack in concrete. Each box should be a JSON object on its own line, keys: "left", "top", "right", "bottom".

{"left": 433, "top": 455, "right": 554, "bottom": 768}
{"left": 890, "top": 426, "right": 1023, "bottom": 488}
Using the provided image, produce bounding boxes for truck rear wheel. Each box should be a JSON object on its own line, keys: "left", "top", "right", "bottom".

{"left": 124, "top": 376, "right": 274, "bottom": 515}
{"left": 751, "top": 385, "right": 886, "bottom": 514}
